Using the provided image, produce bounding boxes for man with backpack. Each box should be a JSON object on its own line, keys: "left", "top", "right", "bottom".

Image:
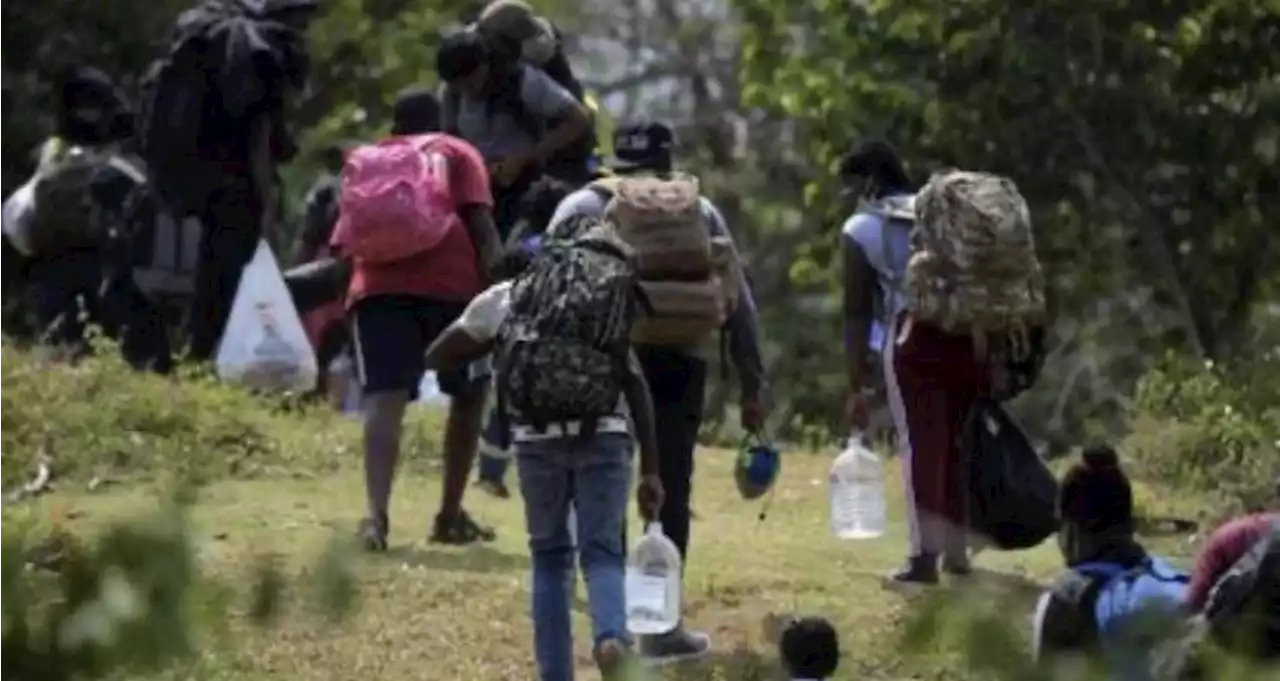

{"left": 892, "top": 169, "right": 1048, "bottom": 583}
{"left": 422, "top": 217, "right": 664, "bottom": 680}
{"left": 435, "top": 28, "right": 593, "bottom": 241}
{"left": 140, "top": 0, "right": 316, "bottom": 361}
{"left": 546, "top": 121, "right": 769, "bottom": 662}
{"left": 470, "top": 0, "right": 600, "bottom": 187}
{"left": 838, "top": 139, "right": 916, "bottom": 514}
{"left": 1033, "top": 446, "right": 1191, "bottom": 679}
{"left": 18, "top": 66, "right": 173, "bottom": 374}
{"left": 331, "top": 91, "right": 504, "bottom": 551}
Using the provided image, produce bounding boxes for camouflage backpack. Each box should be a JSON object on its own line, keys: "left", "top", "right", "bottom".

{"left": 905, "top": 170, "right": 1046, "bottom": 333}
{"left": 495, "top": 220, "right": 649, "bottom": 438}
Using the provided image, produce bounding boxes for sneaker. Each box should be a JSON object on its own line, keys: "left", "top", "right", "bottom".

{"left": 474, "top": 478, "right": 511, "bottom": 499}
{"left": 428, "top": 509, "right": 497, "bottom": 545}
{"left": 887, "top": 555, "right": 939, "bottom": 585}
{"left": 358, "top": 514, "right": 388, "bottom": 552}
{"left": 638, "top": 626, "right": 711, "bottom": 664}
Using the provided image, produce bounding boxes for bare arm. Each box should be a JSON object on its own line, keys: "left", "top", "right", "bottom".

{"left": 424, "top": 327, "right": 495, "bottom": 372}
{"left": 533, "top": 102, "right": 590, "bottom": 165}
{"left": 248, "top": 116, "right": 276, "bottom": 236}
{"left": 843, "top": 237, "right": 877, "bottom": 395}
{"left": 621, "top": 349, "right": 660, "bottom": 477}
{"left": 458, "top": 203, "right": 503, "bottom": 282}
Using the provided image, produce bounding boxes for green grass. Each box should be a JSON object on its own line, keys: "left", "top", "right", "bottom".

{"left": 0, "top": 346, "right": 1231, "bottom": 680}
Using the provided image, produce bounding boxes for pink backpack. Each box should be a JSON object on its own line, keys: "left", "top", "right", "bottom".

{"left": 332, "top": 136, "right": 456, "bottom": 263}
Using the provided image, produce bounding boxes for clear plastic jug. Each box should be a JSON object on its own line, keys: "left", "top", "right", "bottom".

{"left": 625, "top": 522, "right": 681, "bottom": 635}
{"left": 829, "top": 431, "right": 887, "bottom": 539}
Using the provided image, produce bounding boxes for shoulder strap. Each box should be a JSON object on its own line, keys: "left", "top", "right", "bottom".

{"left": 496, "top": 66, "right": 543, "bottom": 141}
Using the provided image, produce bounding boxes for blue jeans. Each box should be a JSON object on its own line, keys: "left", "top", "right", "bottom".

{"left": 517, "top": 433, "right": 632, "bottom": 681}
{"left": 478, "top": 405, "right": 510, "bottom": 482}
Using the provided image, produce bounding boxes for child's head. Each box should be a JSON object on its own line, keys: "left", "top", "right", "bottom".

{"left": 1057, "top": 443, "right": 1135, "bottom": 561}
{"left": 779, "top": 616, "right": 839, "bottom": 679}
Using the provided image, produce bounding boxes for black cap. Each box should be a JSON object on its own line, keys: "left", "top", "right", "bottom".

{"left": 1058, "top": 444, "right": 1135, "bottom": 534}
{"left": 611, "top": 121, "right": 675, "bottom": 173}
{"left": 391, "top": 88, "right": 441, "bottom": 135}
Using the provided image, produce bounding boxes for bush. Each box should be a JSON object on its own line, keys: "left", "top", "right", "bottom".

{"left": 1126, "top": 350, "right": 1280, "bottom": 513}
{"left": 1, "top": 496, "right": 358, "bottom": 681}
{"left": 0, "top": 343, "right": 365, "bottom": 490}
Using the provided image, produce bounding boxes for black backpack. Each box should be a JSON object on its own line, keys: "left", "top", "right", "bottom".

{"left": 960, "top": 398, "right": 1060, "bottom": 551}
{"left": 1202, "top": 516, "right": 1280, "bottom": 659}
{"left": 495, "top": 220, "right": 648, "bottom": 439}
{"left": 139, "top": 0, "right": 309, "bottom": 214}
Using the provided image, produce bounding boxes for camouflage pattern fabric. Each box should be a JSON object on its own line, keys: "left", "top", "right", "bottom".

{"left": 496, "top": 221, "right": 642, "bottom": 436}
{"left": 904, "top": 170, "right": 1046, "bottom": 332}
{"left": 29, "top": 147, "right": 120, "bottom": 255}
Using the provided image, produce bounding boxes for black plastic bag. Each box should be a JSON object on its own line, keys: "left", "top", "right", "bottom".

{"left": 282, "top": 256, "right": 349, "bottom": 315}
{"left": 961, "top": 398, "right": 1060, "bottom": 551}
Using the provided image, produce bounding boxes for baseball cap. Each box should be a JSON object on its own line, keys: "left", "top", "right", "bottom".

{"left": 611, "top": 122, "right": 675, "bottom": 172}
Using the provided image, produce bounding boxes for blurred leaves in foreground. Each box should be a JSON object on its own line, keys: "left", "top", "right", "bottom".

{"left": 0, "top": 494, "right": 357, "bottom": 681}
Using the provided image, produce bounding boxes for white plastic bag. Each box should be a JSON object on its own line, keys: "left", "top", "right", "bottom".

{"left": 215, "top": 240, "right": 318, "bottom": 392}
{"left": 2, "top": 179, "right": 39, "bottom": 256}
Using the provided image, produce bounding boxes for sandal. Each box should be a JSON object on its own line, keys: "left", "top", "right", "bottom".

{"left": 429, "top": 510, "right": 496, "bottom": 545}
{"left": 358, "top": 514, "right": 388, "bottom": 552}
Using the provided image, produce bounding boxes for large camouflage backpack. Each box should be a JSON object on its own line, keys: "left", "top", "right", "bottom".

{"left": 29, "top": 147, "right": 128, "bottom": 256}
{"left": 495, "top": 220, "right": 649, "bottom": 438}
{"left": 904, "top": 170, "right": 1047, "bottom": 394}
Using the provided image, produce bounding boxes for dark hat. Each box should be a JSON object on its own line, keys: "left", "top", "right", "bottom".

{"left": 1058, "top": 444, "right": 1134, "bottom": 534}
{"left": 611, "top": 121, "right": 675, "bottom": 173}
{"left": 391, "top": 88, "right": 441, "bottom": 135}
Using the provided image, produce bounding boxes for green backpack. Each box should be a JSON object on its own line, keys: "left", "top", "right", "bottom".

{"left": 29, "top": 147, "right": 120, "bottom": 255}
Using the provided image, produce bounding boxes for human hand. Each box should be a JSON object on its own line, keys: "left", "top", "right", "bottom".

{"left": 637, "top": 474, "right": 664, "bottom": 522}
{"left": 740, "top": 392, "right": 768, "bottom": 433}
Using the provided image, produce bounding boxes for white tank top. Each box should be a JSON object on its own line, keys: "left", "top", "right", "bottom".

{"left": 842, "top": 194, "right": 913, "bottom": 329}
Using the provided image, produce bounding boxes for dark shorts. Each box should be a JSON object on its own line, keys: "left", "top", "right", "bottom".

{"left": 350, "top": 294, "right": 476, "bottom": 399}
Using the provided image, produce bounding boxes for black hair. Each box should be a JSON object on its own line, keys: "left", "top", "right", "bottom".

{"left": 435, "top": 31, "right": 489, "bottom": 82}
{"left": 838, "top": 139, "right": 914, "bottom": 197}
{"left": 56, "top": 66, "right": 133, "bottom": 146}
{"left": 1058, "top": 444, "right": 1135, "bottom": 534}
{"left": 391, "top": 88, "right": 441, "bottom": 135}
{"left": 780, "top": 616, "right": 840, "bottom": 679}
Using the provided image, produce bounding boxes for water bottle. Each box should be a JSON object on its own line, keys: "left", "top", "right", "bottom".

{"left": 625, "top": 522, "right": 681, "bottom": 635}
{"left": 829, "top": 431, "right": 887, "bottom": 539}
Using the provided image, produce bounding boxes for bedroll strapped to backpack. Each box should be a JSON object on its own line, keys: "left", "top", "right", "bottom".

{"left": 1202, "top": 516, "right": 1280, "bottom": 659}
{"left": 905, "top": 170, "right": 1046, "bottom": 333}
{"left": 592, "top": 174, "right": 738, "bottom": 346}
{"left": 1072, "top": 557, "right": 1191, "bottom": 681}
{"left": 495, "top": 221, "right": 649, "bottom": 438}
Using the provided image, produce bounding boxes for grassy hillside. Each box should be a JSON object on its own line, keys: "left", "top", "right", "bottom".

{"left": 0, "top": 346, "right": 1272, "bottom": 680}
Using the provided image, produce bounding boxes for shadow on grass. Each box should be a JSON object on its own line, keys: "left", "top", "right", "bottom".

{"left": 660, "top": 647, "right": 779, "bottom": 681}
{"left": 383, "top": 544, "right": 530, "bottom": 574}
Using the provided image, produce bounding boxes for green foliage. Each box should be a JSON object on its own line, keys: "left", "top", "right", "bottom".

{"left": 0, "top": 342, "right": 362, "bottom": 489}
{"left": 1127, "top": 349, "right": 1280, "bottom": 511}
{"left": 1, "top": 497, "right": 358, "bottom": 681}
{"left": 736, "top": 0, "right": 1280, "bottom": 442}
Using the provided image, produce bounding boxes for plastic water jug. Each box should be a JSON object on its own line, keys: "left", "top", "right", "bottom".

{"left": 829, "top": 431, "right": 887, "bottom": 539}
{"left": 625, "top": 522, "right": 681, "bottom": 635}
